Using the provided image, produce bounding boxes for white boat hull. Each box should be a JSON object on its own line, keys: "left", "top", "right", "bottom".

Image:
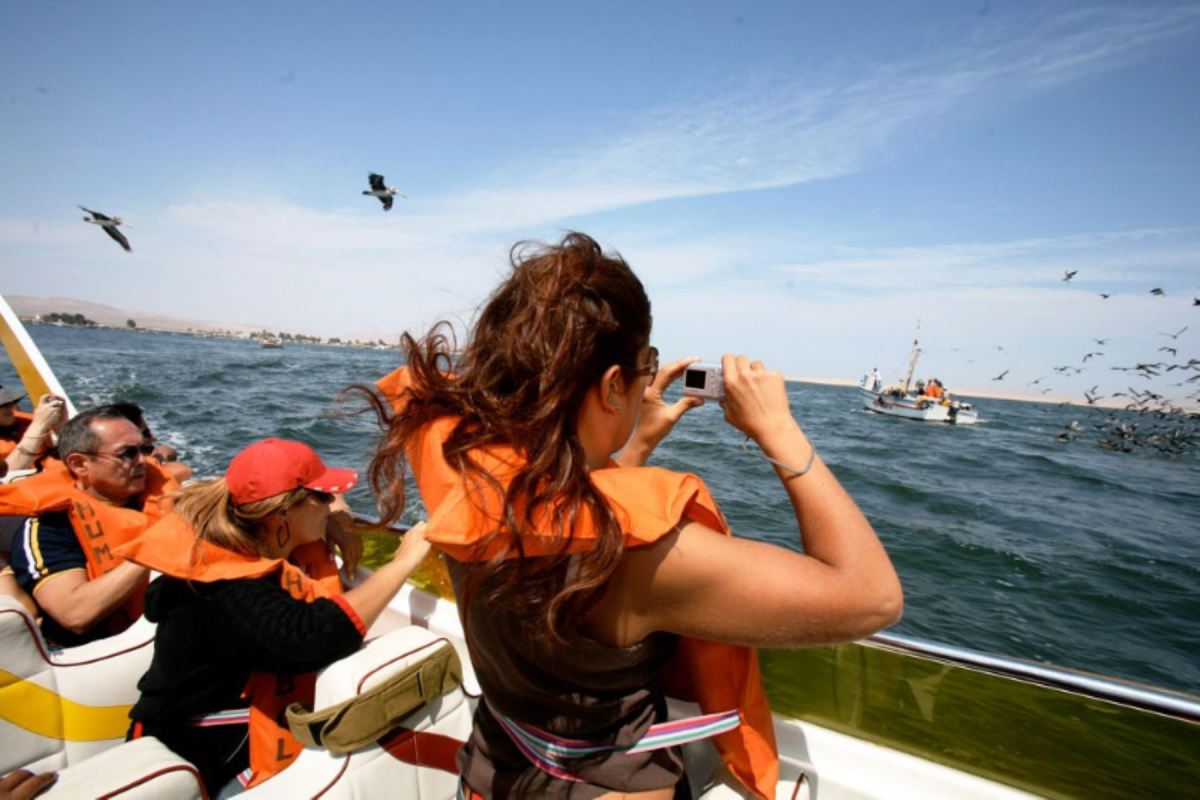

{"left": 859, "top": 387, "right": 978, "bottom": 425}
{"left": 1, "top": 581, "right": 1032, "bottom": 800}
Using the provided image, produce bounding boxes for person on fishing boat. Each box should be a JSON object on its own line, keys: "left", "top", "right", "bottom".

{"left": 1, "top": 387, "right": 67, "bottom": 475}
{"left": 118, "top": 437, "right": 431, "bottom": 796}
{"left": 0, "top": 405, "right": 179, "bottom": 646}
{"left": 365, "top": 232, "right": 903, "bottom": 799}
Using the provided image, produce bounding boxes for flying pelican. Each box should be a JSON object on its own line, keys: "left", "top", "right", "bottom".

{"left": 1159, "top": 326, "right": 1188, "bottom": 339}
{"left": 1150, "top": 287, "right": 1165, "bottom": 296}
{"left": 1062, "top": 270, "right": 1078, "bottom": 282}
{"left": 79, "top": 206, "right": 131, "bottom": 252}
{"left": 1099, "top": 293, "right": 1111, "bottom": 299}
{"left": 991, "top": 369, "right": 1009, "bottom": 381}
{"left": 363, "top": 173, "right": 406, "bottom": 211}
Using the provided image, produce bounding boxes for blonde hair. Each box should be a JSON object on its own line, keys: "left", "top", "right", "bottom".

{"left": 172, "top": 478, "right": 307, "bottom": 557}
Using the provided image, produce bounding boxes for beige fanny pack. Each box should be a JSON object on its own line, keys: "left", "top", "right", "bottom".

{"left": 286, "top": 642, "right": 462, "bottom": 754}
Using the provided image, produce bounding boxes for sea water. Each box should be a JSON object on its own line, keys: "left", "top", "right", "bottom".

{"left": 4, "top": 324, "right": 1197, "bottom": 694}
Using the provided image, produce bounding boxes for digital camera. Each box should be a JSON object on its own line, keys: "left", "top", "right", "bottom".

{"left": 683, "top": 363, "right": 724, "bottom": 399}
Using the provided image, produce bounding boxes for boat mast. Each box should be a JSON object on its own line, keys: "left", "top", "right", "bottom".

{"left": 903, "top": 319, "right": 922, "bottom": 394}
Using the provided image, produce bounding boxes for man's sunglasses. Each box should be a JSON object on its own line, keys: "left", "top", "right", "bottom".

{"left": 88, "top": 443, "right": 156, "bottom": 463}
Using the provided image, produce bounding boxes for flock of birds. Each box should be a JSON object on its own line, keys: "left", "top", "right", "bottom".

{"left": 979, "top": 269, "right": 1200, "bottom": 457}
{"left": 79, "top": 173, "right": 405, "bottom": 253}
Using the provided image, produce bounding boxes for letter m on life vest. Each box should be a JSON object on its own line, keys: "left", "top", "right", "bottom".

{"left": 73, "top": 499, "right": 115, "bottom": 568}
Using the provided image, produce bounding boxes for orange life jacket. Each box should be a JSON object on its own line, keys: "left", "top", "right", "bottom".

{"left": 117, "top": 513, "right": 344, "bottom": 788}
{"left": 0, "top": 458, "right": 179, "bottom": 635}
{"left": 376, "top": 366, "right": 779, "bottom": 799}
{"left": 0, "top": 410, "right": 34, "bottom": 459}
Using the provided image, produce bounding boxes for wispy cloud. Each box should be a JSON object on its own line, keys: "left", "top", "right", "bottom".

{"left": 766, "top": 228, "right": 1200, "bottom": 293}
{"left": 437, "top": 5, "right": 1200, "bottom": 229}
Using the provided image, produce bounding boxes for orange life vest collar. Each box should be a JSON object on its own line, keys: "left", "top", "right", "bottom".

{"left": 375, "top": 366, "right": 779, "bottom": 799}
{"left": 118, "top": 510, "right": 334, "bottom": 599}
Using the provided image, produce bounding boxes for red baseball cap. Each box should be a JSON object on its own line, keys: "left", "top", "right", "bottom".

{"left": 225, "top": 438, "right": 358, "bottom": 505}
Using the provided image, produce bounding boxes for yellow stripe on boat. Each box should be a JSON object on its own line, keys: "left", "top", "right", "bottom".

{"left": 0, "top": 668, "right": 132, "bottom": 741}
{"left": 0, "top": 292, "right": 77, "bottom": 417}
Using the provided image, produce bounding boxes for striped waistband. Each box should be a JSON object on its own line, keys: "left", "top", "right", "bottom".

{"left": 188, "top": 708, "right": 251, "bottom": 727}
{"left": 488, "top": 702, "right": 740, "bottom": 783}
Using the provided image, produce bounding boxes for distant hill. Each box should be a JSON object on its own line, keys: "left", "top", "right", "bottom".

{"left": 6, "top": 295, "right": 263, "bottom": 335}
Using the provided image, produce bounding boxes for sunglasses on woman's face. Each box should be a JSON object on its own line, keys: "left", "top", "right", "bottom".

{"left": 89, "top": 443, "right": 156, "bottom": 463}
{"left": 634, "top": 346, "right": 659, "bottom": 380}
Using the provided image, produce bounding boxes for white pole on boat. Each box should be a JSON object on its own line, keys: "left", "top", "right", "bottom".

{"left": 0, "top": 293, "right": 78, "bottom": 418}
{"left": 902, "top": 318, "right": 922, "bottom": 395}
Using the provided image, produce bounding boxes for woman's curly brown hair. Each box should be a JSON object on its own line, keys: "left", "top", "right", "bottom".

{"left": 356, "top": 232, "right": 651, "bottom": 642}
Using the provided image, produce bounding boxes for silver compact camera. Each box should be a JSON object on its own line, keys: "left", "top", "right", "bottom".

{"left": 683, "top": 363, "right": 724, "bottom": 399}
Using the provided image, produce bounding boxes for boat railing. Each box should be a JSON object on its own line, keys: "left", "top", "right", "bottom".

{"left": 357, "top": 515, "right": 1200, "bottom": 724}
{"left": 866, "top": 631, "right": 1200, "bottom": 723}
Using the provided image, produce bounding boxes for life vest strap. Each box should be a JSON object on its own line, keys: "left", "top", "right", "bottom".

{"left": 487, "top": 702, "right": 741, "bottom": 783}
{"left": 188, "top": 709, "right": 251, "bottom": 727}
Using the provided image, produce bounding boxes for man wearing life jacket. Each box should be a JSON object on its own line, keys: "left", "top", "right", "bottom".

{"left": 1, "top": 405, "right": 177, "bottom": 646}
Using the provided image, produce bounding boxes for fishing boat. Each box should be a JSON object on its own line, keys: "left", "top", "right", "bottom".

{"left": 260, "top": 336, "right": 283, "bottom": 349}
{"left": 860, "top": 337, "right": 978, "bottom": 425}
{"left": 1, "top": 294, "right": 1196, "bottom": 798}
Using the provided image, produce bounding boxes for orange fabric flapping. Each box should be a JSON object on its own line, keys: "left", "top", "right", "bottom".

{"left": 119, "top": 513, "right": 344, "bottom": 788}
{"left": 375, "top": 366, "right": 779, "bottom": 799}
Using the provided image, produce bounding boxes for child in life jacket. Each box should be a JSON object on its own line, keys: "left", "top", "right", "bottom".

{"left": 360, "top": 232, "right": 903, "bottom": 799}
{"left": 119, "top": 438, "right": 430, "bottom": 795}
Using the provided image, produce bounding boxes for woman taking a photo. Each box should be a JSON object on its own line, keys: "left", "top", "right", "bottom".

{"left": 118, "top": 438, "right": 429, "bottom": 796}
{"left": 366, "top": 233, "right": 902, "bottom": 799}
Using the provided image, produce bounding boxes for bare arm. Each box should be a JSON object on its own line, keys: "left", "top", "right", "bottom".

{"left": 593, "top": 355, "right": 902, "bottom": 648}
{"left": 32, "top": 561, "right": 148, "bottom": 635}
{"left": 4, "top": 395, "right": 65, "bottom": 473}
{"left": 339, "top": 522, "right": 431, "bottom": 629}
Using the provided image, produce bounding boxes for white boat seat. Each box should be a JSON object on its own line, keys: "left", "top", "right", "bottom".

{"left": 0, "top": 596, "right": 156, "bottom": 775}
{"left": 242, "top": 625, "right": 475, "bottom": 799}
{"left": 39, "top": 736, "right": 204, "bottom": 799}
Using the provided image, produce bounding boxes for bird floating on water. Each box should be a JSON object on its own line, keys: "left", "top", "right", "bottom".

{"left": 363, "top": 173, "right": 406, "bottom": 211}
{"left": 79, "top": 206, "right": 131, "bottom": 252}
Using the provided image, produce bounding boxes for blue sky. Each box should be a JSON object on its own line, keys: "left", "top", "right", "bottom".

{"left": 1, "top": 1, "right": 1198, "bottom": 404}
